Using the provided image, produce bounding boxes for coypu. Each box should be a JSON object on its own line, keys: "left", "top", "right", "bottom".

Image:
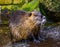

{"left": 9, "top": 10, "right": 46, "bottom": 42}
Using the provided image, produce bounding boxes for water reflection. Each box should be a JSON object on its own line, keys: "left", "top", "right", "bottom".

{"left": 12, "top": 43, "right": 30, "bottom": 47}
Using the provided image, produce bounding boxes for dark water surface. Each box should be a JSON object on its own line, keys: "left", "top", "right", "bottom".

{"left": 2, "top": 39, "right": 60, "bottom": 47}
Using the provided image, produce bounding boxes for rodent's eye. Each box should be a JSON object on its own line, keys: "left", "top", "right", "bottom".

{"left": 29, "top": 13, "right": 32, "bottom": 17}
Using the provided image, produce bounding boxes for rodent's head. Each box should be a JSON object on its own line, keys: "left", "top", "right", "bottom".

{"left": 21, "top": 11, "right": 47, "bottom": 32}
{"left": 26, "top": 11, "right": 46, "bottom": 26}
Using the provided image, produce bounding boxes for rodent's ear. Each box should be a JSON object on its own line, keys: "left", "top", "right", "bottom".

{"left": 27, "top": 12, "right": 32, "bottom": 17}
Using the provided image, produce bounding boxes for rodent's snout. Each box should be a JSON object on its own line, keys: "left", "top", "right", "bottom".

{"left": 41, "top": 16, "right": 46, "bottom": 25}
{"left": 28, "top": 11, "right": 46, "bottom": 25}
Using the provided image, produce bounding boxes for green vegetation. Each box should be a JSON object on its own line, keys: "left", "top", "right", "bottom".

{"left": 1, "top": 0, "right": 39, "bottom": 11}
{"left": 0, "top": 0, "right": 12, "bottom": 4}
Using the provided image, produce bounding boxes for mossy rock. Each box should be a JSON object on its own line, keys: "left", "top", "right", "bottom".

{"left": 39, "top": 0, "right": 60, "bottom": 22}
{"left": 0, "top": 26, "right": 12, "bottom": 46}
{"left": 40, "top": 0, "right": 60, "bottom": 12}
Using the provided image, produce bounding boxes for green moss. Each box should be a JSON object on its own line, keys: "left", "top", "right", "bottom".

{"left": 40, "top": 0, "right": 60, "bottom": 12}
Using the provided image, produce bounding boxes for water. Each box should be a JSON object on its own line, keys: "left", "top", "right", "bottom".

{"left": 2, "top": 40, "right": 60, "bottom": 47}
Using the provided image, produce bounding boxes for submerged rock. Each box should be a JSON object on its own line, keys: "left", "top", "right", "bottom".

{"left": 9, "top": 10, "right": 46, "bottom": 42}
{"left": 0, "top": 27, "right": 12, "bottom": 47}
{"left": 40, "top": 23, "right": 60, "bottom": 41}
